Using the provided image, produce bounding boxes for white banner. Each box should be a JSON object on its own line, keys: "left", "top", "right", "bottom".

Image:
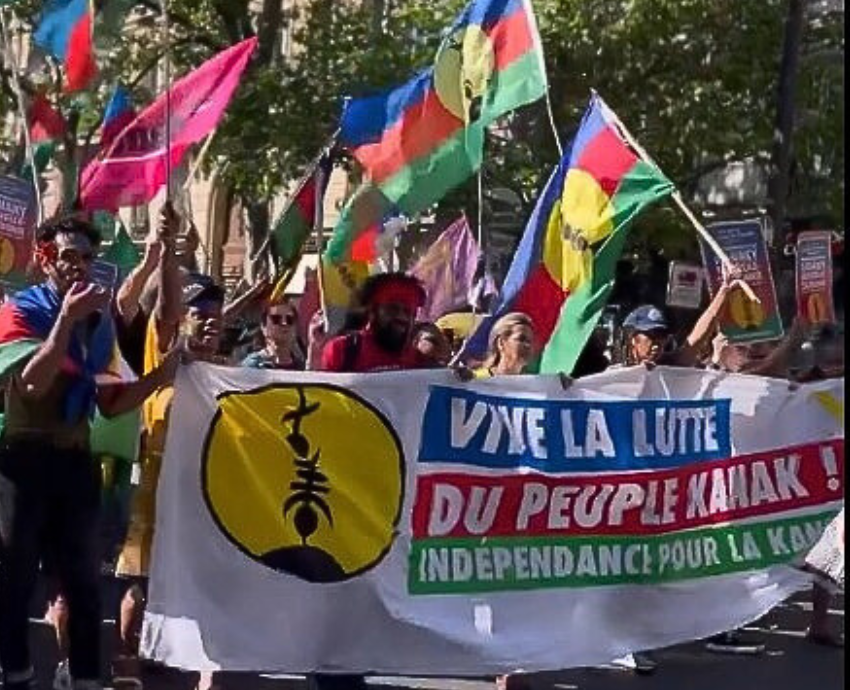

{"left": 143, "top": 365, "right": 844, "bottom": 674}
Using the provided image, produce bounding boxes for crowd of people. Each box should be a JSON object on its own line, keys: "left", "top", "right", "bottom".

{"left": 0, "top": 205, "right": 843, "bottom": 690}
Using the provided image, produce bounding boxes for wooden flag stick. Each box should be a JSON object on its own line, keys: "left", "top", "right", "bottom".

{"left": 163, "top": 0, "right": 173, "bottom": 201}
{"left": 183, "top": 130, "right": 217, "bottom": 191}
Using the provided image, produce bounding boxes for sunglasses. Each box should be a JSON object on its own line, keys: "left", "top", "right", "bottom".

{"left": 58, "top": 249, "right": 95, "bottom": 264}
{"left": 268, "top": 313, "right": 296, "bottom": 326}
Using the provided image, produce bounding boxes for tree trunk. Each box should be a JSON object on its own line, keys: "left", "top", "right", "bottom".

{"left": 244, "top": 199, "right": 271, "bottom": 282}
{"left": 257, "top": 0, "right": 284, "bottom": 66}
{"left": 768, "top": 0, "right": 806, "bottom": 246}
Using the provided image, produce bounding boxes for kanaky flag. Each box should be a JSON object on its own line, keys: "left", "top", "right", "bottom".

{"left": 33, "top": 0, "right": 97, "bottom": 92}
{"left": 465, "top": 92, "right": 674, "bottom": 374}
{"left": 330, "top": 0, "right": 547, "bottom": 257}
{"left": 80, "top": 37, "right": 257, "bottom": 211}
{"left": 28, "top": 94, "right": 66, "bottom": 142}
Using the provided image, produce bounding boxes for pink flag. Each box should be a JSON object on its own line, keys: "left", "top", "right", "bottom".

{"left": 409, "top": 215, "right": 482, "bottom": 322}
{"left": 80, "top": 38, "right": 257, "bottom": 210}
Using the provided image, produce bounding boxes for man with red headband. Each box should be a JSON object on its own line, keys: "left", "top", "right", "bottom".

{"left": 311, "top": 272, "right": 429, "bottom": 690}
{"left": 319, "top": 273, "right": 430, "bottom": 373}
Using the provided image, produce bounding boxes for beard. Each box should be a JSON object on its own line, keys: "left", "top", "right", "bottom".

{"left": 373, "top": 321, "right": 410, "bottom": 353}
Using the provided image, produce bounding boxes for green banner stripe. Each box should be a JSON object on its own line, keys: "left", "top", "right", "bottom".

{"left": 409, "top": 509, "right": 837, "bottom": 594}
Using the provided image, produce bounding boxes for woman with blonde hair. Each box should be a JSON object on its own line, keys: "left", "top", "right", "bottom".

{"left": 476, "top": 312, "right": 535, "bottom": 378}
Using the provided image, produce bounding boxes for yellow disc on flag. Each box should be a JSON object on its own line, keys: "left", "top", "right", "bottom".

{"left": 541, "top": 169, "right": 616, "bottom": 292}
{"left": 203, "top": 384, "right": 404, "bottom": 583}
{"left": 434, "top": 25, "right": 495, "bottom": 123}
{"left": 0, "top": 238, "right": 16, "bottom": 275}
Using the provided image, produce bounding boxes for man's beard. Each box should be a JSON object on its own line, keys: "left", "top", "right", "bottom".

{"left": 373, "top": 322, "right": 410, "bottom": 353}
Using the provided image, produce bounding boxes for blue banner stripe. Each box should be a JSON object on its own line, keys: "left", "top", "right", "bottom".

{"left": 418, "top": 386, "right": 732, "bottom": 473}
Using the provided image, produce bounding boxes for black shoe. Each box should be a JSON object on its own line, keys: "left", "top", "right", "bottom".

{"left": 705, "top": 631, "right": 766, "bottom": 655}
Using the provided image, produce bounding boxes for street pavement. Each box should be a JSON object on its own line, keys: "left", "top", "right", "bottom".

{"left": 29, "top": 589, "right": 843, "bottom": 690}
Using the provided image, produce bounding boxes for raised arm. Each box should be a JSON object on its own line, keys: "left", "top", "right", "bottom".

{"left": 19, "top": 283, "right": 110, "bottom": 399}
{"left": 115, "top": 235, "right": 162, "bottom": 328}
{"left": 668, "top": 277, "right": 749, "bottom": 367}
{"left": 153, "top": 202, "right": 183, "bottom": 352}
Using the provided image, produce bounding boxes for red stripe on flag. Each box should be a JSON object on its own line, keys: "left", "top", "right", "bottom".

{"left": 510, "top": 264, "right": 569, "bottom": 347}
{"left": 28, "top": 95, "right": 66, "bottom": 142}
{"left": 352, "top": 7, "right": 537, "bottom": 184}
{"left": 489, "top": 5, "right": 536, "bottom": 71}
{"left": 353, "top": 90, "right": 461, "bottom": 184}
{"left": 64, "top": 12, "right": 97, "bottom": 93}
{"left": 574, "top": 126, "right": 638, "bottom": 198}
{"left": 350, "top": 226, "right": 380, "bottom": 262}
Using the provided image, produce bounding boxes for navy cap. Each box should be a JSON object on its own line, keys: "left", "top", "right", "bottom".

{"left": 623, "top": 305, "right": 669, "bottom": 332}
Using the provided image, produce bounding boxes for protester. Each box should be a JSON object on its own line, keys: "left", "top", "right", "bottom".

{"left": 474, "top": 312, "right": 535, "bottom": 377}
{"left": 792, "top": 322, "right": 844, "bottom": 648}
{"left": 476, "top": 312, "right": 537, "bottom": 690}
{"left": 615, "top": 275, "right": 749, "bottom": 368}
{"left": 317, "top": 273, "right": 429, "bottom": 373}
{"left": 309, "top": 272, "right": 429, "bottom": 690}
{"left": 241, "top": 297, "right": 304, "bottom": 370}
{"left": 113, "top": 204, "right": 228, "bottom": 688}
{"left": 0, "top": 215, "right": 178, "bottom": 690}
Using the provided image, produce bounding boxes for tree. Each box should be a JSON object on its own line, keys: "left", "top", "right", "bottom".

{"left": 0, "top": 0, "right": 842, "bottom": 270}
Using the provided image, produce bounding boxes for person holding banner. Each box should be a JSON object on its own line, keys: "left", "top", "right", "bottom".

{"left": 241, "top": 297, "right": 304, "bottom": 370}
{"left": 113, "top": 204, "right": 229, "bottom": 688}
{"left": 474, "top": 312, "right": 536, "bottom": 378}
{"left": 310, "top": 272, "right": 429, "bottom": 689}
{"left": 615, "top": 273, "right": 751, "bottom": 369}
{"left": 0, "top": 216, "right": 179, "bottom": 690}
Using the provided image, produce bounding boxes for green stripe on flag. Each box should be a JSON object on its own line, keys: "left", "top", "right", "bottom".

{"left": 539, "top": 160, "right": 675, "bottom": 374}
{"left": 382, "top": 52, "right": 546, "bottom": 212}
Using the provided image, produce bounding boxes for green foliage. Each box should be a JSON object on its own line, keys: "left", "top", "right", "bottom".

{"left": 0, "top": 0, "right": 843, "bottom": 246}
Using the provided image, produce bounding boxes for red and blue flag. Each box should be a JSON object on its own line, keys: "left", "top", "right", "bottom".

{"left": 34, "top": 0, "right": 97, "bottom": 92}
{"left": 100, "top": 85, "right": 135, "bottom": 149}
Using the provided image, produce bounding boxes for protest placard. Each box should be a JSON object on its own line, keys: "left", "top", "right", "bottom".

{"left": 666, "top": 261, "right": 704, "bottom": 309}
{"left": 0, "top": 176, "right": 36, "bottom": 289}
{"left": 700, "top": 219, "right": 783, "bottom": 343}
{"left": 795, "top": 231, "right": 835, "bottom": 325}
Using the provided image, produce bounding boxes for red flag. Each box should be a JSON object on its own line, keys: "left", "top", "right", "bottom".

{"left": 28, "top": 94, "right": 66, "bottom": 143}
{"left": 79, "top": 37, "right": 257, "bottom": 210}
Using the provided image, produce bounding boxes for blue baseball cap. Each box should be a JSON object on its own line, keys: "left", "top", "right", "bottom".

{"left": 623, "top": 305, "right": 669, "bottom": 332}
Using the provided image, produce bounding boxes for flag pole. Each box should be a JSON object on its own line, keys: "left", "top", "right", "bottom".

{"left": 544, "top": 89, "right": 563, "bottom": 157}
{"left": 595, "top": 90, "right": 760, "bottom": 302}
{"left": 256, "top": 129, "right": 339, "bottom": 262}
{"left": 163, "top": 0, "right": 173, "bottom": 202}
{"left": 183, "top": 129, "right": 217, "bottom": 191}
{"left": 1, "top": 8, "right": 43, "bottom": 224}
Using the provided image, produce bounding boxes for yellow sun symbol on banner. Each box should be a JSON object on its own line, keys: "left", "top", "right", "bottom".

{"left": 434, "top": 25, "right": 495, "bottom": 123}
{"left": 202, "top": 384, "right": 404, "bottom": 583}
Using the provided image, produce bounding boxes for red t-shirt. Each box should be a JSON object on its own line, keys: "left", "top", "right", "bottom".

{"left": 320, "top": 328, "right": 430, "bottom": 373}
